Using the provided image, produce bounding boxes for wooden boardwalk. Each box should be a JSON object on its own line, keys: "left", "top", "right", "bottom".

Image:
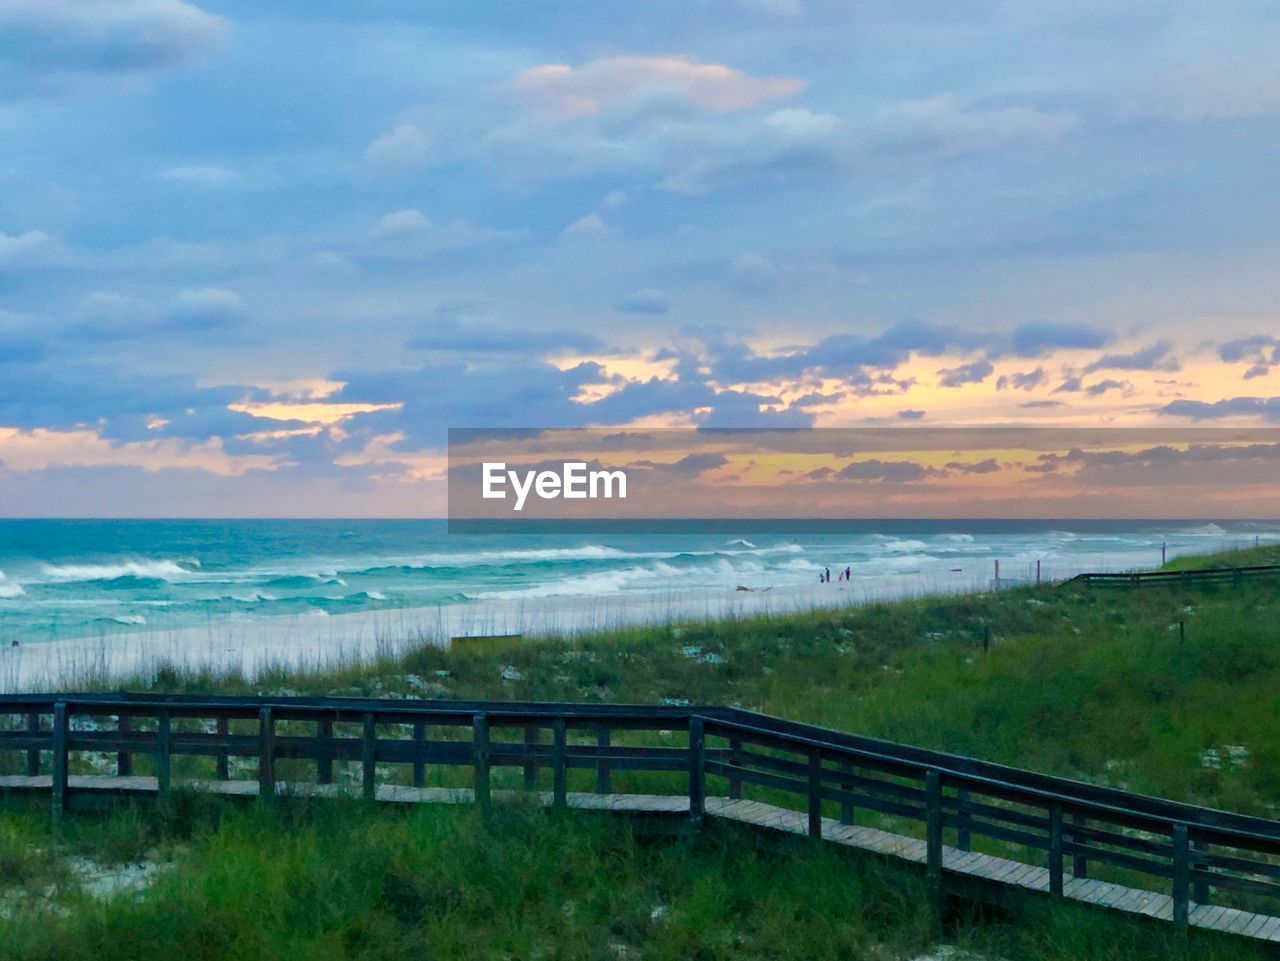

{"left": 1067, "top": 563, "right": 1280, "bottom": 588}
{"left": 6, "top": 693, "right": 1280, "bottom": 944}
{"left": 3, "top": 772, "right": 1279, "bottom": 942}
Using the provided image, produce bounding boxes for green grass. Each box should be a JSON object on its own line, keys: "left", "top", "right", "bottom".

{"left": 0, "top": 798, "right": 1260, "bottom": 961}
{"left": 5, "top": 544, "right": 1280, "bottom": 958}
{"left": 93, "top": 552, "right": 1280, "bottom": 815}
{"left": 1161, "top": 543, "right": 1280, "bottom": 571}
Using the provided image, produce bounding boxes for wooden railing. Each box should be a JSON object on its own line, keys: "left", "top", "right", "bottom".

{"left": 1067, "top": 564, "right": 1280, "bottom": 587}
{"left": 4, "top": 692, "right": 1280, "bottom": 934}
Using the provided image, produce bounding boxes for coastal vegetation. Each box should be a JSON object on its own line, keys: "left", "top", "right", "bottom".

{"left": 3, "top": 544, "right": 1279, "bottom": 959}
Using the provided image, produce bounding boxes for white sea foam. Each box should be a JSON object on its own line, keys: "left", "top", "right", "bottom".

{"left": 879, "top": 538, "right": 929, "bottom": 553}
{"left": 38, "top": 560, "right": 195, "bottom": 583}
{"left": 0, "top": 571, "right": 24, "bottom": 599}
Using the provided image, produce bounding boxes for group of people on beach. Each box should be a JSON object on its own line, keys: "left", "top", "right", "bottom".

{"left": 819, "top": 566, "right": 852, "bottom": 584}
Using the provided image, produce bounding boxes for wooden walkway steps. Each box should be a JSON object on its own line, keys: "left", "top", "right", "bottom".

{"left": 3, "top": 772, "right": 1279, "bottom": 942}
{"left": 6, "top": 693, "right": 1280, "bottom": 944}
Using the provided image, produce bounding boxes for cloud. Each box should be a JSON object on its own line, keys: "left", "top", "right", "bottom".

{"left": 0, "top": 0, "right": 226, "bottom": 95}
{"left": 0, "top": 426, "right": 282, "bottom": 476}
{"left": 658, "top": 106, "right": 842, "bottom": 194}
{"left": 1008, "top": 322, "right": 1110, "bottom": 357}
{"left": 1219, "top": 335, "right": 1279, "bottom": 363}
{"left": 362, "top": 124, "right": 431, "bottom": 177}
{"left": 364, "top": 209, "right": 521, "bottom": 260}
{"left": 1020, "top": 400, "right": 1065, "bottom": 408}
{"left": 1084, "top": 378, "right": 1131, "bottom": 396}
{"left": 871, "top": 94, "right": 1077, "bottom": 159}
{"left": 0, "top": 230, "right": 71, "bottom": 271}
{"left": 1029, "top": 442, "right": 1280, "bottom": 488}
{"left": 1218, "top": 335, "right": 1280, "bottom": 379}
{"left": 835, "top": 459, "right": 937, "bottom": 482}
{"left": 677, "top": 321, "right": 985, "bottom": 387}
{"left": 0, "top": 356, "right": 280, "bottom": 442}
{"left": 633, "top": 452, "right": 730, "bottom": 475}
{"left": 373, "top": 208, "right": 431, "bottom": 238}
{"left": 159, "top": 164, "right": 237, "bottom": 186}
{"left": 616, "top": 288, "right": 668, "bottom": 315}
{"left": 1084, "top": 340, "right": 1180, "bottom": 373}
{"left": 897, "top": 409, "right": 925, "bottom": 420}
{"left": 162, "top": 287, "right": 245, "bottom": 331}
{"left": 513, "top": 56, "right": 805, "bottom": 119}
{"left": 1158, "top": 396, "right": 1280, "bottom": 422}
{"left": 937, "top": 358, "right": 993, "bottom": 387}
{"left": 996, "top": 368, "right": 1046, "bottom": 391}
{"left": 946, "top": 458, "right": 1000, "bottom": 474}
{"left": 563, "top": 213, "right": 606, "bottom": 237}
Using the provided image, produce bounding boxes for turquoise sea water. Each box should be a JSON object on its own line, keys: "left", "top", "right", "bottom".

{"left": 0, "top": 519, "right": 1276, "bottom": 645}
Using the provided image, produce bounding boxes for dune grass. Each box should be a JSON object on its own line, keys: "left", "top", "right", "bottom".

{"left": 93, "top": 549, "right": 1280, "bottom": 815}
{"left": 4, "top": 545, "right": 1280, "bottom": 958}
{"left": 0, "top": 795, "right": 1261, "bottom": 961}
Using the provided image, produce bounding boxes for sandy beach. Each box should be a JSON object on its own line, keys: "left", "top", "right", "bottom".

{"left": 0, "top": 567, "right": 1001, "bottom": 692}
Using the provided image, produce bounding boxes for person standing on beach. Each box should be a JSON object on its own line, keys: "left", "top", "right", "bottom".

{"left": 824, "top": 567, "right": 831, "bottom": 583}
{"left": 845, "top": 566, "right": 852, "bottom": 581}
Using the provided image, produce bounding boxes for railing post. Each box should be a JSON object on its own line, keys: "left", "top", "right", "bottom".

{"left": 363, "top": 712, "right": 378, "bottom": 800}
{"left": 523, "top": 725, "right": 539, "bottom": 790}
{"left": 26, "top": 711, "right": 41, "bottom": 776}
{"left": 215, "top": 716, "right": 229, "bottom": 781}
{"left": 1071, "top": 814, "right": 1088, "bottom": 878}
{"left": 1049, "top": 803, "right": 1064, "bottom": 898}
{"left": 728, "top": 737, "right": 742, "bottom": 800}
{"left": 258, "top": 707, "right": 275, "bottom": 799}
{"left": 595, "top": 725, "right": 611, "bottom": 794}
{"left": 956, "top": 788, "right": 971, "bottom": 851}
{"left": 117, "top": 713, "right": 132, "bottom": 778}
{"left": 155, "top": 709, "right": 171, "bottom": 796}
{"left": 51, "top": 702, "right": 68, "bottom": 818}
{"left": 807, "top": 748, "right": 823, "bottom": 840}
{"left": 688, "top": 716, "right": 705, "bottom": 824}
{"left": 473, "top": 714, "right": 490, "bottom": 810}
{"left": 838, "top": 761, "right": 854, "bottom": 826}
{"left": 1192, "top": 837, "right": 1210, "bottom": 904}
{"left": 316, "top": 717, "right": 333, "bottom": 785}
{"left": 553, "top": 718, "right": 567, "bottom": 808}
{"left": 412, "top": 721, "right": 426, "bottom": 788}
{"left": 1172, "top": 824, "right": 1190, "bottom": 931}
{"left": 925, "top": 770, "right": 943, "bottom": 925}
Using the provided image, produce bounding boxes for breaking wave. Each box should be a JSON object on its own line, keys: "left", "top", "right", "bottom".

{"left": 38, "top": 559, "right": 199, "bottom": 583}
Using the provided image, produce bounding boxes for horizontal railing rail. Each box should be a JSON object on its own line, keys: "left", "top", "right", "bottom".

{"left": 4, "top": 692, "right": 1280, "bottom": 936}
{"left": 1067, "top": 564, "right": 1280, "bottom": 586}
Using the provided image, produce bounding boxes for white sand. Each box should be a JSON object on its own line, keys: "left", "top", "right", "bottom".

{"left": 0, "top": 568, "right": 999, "bottom": 692}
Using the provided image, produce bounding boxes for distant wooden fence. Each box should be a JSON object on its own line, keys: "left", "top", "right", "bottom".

{"left": 4, "top": 693, "right": 1280, "bottom": 941}
{"left": 1067, "top": 564, "right": 1280, "bottom": 587}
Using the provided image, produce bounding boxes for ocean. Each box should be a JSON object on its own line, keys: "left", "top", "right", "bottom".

{"left": 1, "top": 519, "right": 1275, "bottom": 649}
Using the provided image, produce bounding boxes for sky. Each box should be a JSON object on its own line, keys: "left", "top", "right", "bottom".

{"left": 2, "top": 0, "right": 1280, "bottom": 517}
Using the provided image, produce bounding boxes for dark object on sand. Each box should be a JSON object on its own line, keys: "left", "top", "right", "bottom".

{"left": 735, "top": 585, "right": 772, "bottom": 592}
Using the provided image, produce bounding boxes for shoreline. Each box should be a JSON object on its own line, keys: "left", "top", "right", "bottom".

{"left": 0, "top": 569, "right": 1000, "bottom": 692}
